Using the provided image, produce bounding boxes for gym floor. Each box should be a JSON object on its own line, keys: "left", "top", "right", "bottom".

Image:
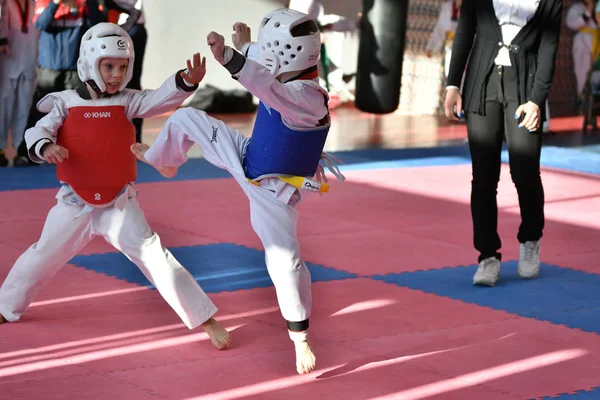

{"left": 0, "top": 104, "right": 599, "bottom": 399}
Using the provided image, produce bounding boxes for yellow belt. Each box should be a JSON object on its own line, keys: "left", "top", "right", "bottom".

{"left": 248, "top": 176, "right": 330, "bottom": 193}
{"left": 445, "top": 30, "right": 455, "bottom": 46}
{"left": 580, "top": 26, "right": 600, "bottom": 63}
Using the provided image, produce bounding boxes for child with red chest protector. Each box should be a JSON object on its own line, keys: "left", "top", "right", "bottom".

{"left": 0, "top": 22, "right": 231, "bottom": 351}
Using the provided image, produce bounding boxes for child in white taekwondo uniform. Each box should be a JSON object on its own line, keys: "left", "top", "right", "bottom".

{"left": 0, "top": 22, "right": 231, "bottom": 351}
{"left": 0, "top": 0, "right": 39, "bottom": 166}
{"left": 131, "top": 8, "right": 345, "bottom": 374}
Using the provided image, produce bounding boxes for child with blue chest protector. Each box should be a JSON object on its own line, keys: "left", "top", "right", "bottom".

{"left": 132, "top": 8, "right": 345, "bottom": 374}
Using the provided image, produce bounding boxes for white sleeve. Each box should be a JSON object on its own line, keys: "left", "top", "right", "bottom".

{"left": 566, "top": 3, "right": 589, "bottom": 31}
{"left": 328, "top": 18, "right": 358, "bottom": 32}
{"left": 124, "top": 73, "right": 196, "bottom": 120}
{"left": 241, "top": 42, "right": 261, "bottom": 62}
{"left": 319, "top": 14, "right": 358, "bottom": 32}
{"left": 234, "top": 58, "right": 328, "bottom": 128}
{"left": 25, "top": 95, "right": 68, "bottom": 163}
{"left": 426, "top": 2, "right": 451, "bottom": 52}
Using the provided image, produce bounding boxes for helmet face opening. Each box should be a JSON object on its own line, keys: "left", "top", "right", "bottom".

{"left": 290, "top": 20, "right": 319, "bottom": 37}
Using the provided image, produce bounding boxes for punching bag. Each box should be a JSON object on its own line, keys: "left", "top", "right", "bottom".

{"left": 355, "top": 0, "right": 409, "bottom": 114}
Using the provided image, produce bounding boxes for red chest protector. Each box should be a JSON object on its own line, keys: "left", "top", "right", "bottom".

{"left": 56, "top": 105, "right": 136, "bottom": 206}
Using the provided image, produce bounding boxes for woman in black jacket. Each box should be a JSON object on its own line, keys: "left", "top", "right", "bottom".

{"left": 444, "top": 0, "right": 562, "bottom": 286}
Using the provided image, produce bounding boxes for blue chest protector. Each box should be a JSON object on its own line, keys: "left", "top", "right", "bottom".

{"left": 243, "top": 101, "right": 330, "bottom": 180}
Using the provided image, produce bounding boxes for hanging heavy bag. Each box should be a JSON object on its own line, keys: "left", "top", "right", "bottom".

{"left": 354, "top": 0, "right": 409, "bottom": 114}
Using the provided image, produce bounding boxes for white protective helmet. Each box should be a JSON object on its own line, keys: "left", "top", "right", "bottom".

{"left": 77, "top": 22, "right": 135, "bottom": 93}
{"left": 257, "top": 8, "right": 321, "bottom": 77}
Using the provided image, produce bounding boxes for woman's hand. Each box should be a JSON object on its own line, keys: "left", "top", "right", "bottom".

{"left": 515, "top": 101, "right": 540, "bottom": 131}
{"left": 444, "top": 87, "right": 463, "bottom": 121}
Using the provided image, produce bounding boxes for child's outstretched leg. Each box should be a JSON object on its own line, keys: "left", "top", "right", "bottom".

{"left": 135, "top": 107, "right": 248, "bottom": 177}
{"left": 131, "top": 143, "right": 178, "bottom": 178}
{"left": 248, "top": 186, "right": 315, "bottom": 374}
{"left": 98, "top": 196, "right": 231, "bottom": 350}
{"left": 0, "top": 200, "right": 94, "bottom": 322}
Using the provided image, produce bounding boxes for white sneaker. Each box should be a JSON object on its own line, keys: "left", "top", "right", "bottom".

{"left": 473, "top": 257, "right": 501, "bottom": 286}
{"left": 518, "top": 240, "right": 540, "bottom": 279}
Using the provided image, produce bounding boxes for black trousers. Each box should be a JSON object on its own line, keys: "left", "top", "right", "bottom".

{"left": 127, "top": 23, "right": 148, "bottom": 143}
{"left": 466, "top": 65, "right": 545, "bottom": 262}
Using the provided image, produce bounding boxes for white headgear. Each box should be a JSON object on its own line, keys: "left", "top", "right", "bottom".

{"left": 77, "top": 22, "right": 135, "bottom": 93}
{"left": 257, "top": 8, "right": 321, "bottom": 77}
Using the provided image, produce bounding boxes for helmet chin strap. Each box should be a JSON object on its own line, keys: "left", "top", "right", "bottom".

{"left": 86, "top": 80, "right": 103, "bottom": 95}
{"left": 85, "top": 80, "right": 117, "bottom": 98}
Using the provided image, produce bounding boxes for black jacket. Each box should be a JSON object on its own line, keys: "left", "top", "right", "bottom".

{"left": 447, "top": 0, "right": 562, "bottom": 116}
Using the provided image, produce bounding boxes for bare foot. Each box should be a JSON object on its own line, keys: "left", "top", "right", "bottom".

{"left": 201, "top": 317, "right": 231, "bottom": 350}
{"left": 130, "top": 143, "right": 178, "bottom": 178}
{"left": 0, "top": 314, "right": 5, "bottom": 324}
{"left": 289, "top": 330, "right": 316, "bottom": 374}
{"left": 294, "top": 339, "right": 316, "bottom": 374}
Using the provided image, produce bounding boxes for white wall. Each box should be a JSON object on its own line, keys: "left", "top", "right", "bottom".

{"left": 141, "top": 0, "right": 280, "bottom": 91}
{"left": 140, "top": 0, "right": 361, "bottom": 91}
{"left": 139, "top": 0, "right": 444, "bottom": 116}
